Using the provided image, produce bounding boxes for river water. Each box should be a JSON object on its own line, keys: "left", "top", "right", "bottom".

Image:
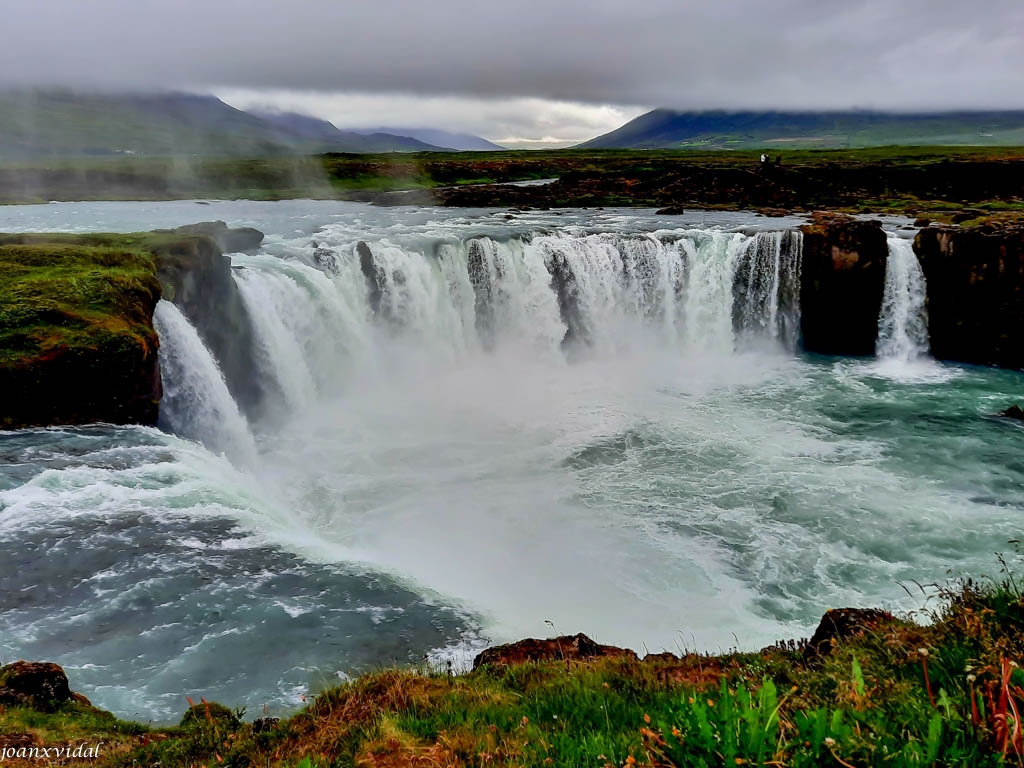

{"left": 1, "top": 200, "right": 1021, "bottom": 722}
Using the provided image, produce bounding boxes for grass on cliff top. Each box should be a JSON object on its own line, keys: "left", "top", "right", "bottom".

{"left": 0, "top": 233, "right": 171, "bottom": 367}
{"left": 7, "top": 564, "right": 1024, "bottom": 768}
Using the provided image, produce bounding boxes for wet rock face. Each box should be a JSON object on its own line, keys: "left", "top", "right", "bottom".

{"left": 153, "top": 235, "right": 266, "bottom": 416}
{"left": 356, "top": 241, "right": 386, "bottom": 317}
{"left": 0, "top": 662, "right": 76, "bottom": 712}
{"left": 472, "top": 633, "right": 638, "bottom": 669}
{"left": 914, "top": 225, "right": 1024, "bottom": 370}
{"left": 799, "top": 215, "right": 889, "bottom": 356}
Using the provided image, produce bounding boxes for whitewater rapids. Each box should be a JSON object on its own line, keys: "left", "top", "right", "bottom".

{"left": 1, "top": 201, "right": 1022, "bottom": 722}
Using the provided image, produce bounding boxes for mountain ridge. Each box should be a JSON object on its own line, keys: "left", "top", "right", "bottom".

{"left": 0, "top": 91, "right": 450, "bottom": 156}
{"left": 578, "top": 108, "right": 1024, "bottom": 149}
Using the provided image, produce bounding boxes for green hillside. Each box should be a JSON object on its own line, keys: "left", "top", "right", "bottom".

{"left": 0, "top": 91, "right": 445, "bottom": 157}
{"left": 580, "top": 109, "right": 1024, "bottom": 150}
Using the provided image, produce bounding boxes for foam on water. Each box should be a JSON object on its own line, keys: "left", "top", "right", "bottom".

{"left": 2, "top": 202, "right": 1023, "bottom": 721}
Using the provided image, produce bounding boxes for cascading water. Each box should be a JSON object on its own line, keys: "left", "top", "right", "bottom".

{"left": 876, "top": 237, "right": 930, "bottom": 361}
{"left": 6, "top": 201, "right": 1024, "bottom": 724}
{"left": 267, "top": 229, "right": 804, "bottom": 371}
{"left": 153, "top": 300, "right": 257, "bottom": 462}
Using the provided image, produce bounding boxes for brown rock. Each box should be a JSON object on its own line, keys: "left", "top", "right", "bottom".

{"left": 0, "top": 662, "right": 74, "bottom": 712}
{"left": 804, "top": 608, "right": 895, "bottom": 659}
{"left": 473, "top": 633, "right": 638, "bottom": 669}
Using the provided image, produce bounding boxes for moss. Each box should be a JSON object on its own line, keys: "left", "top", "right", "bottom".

{"left": 0, "top": 239, "right": 159, "bottom": 369}
{"left": 0, "top": 232, "right": 220, "bottom": 429}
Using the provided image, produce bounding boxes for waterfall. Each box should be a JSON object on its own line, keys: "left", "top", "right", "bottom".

{"left": 153, "top": 300, "right": 257, "bottom": 462}
{"left": 155, "top": 228, "right": 804, "bottom": 439}
{"left": 876, "top": 237, "right": 930, "bottom": 361}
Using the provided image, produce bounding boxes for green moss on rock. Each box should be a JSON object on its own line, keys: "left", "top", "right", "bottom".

{"left": 0, "top": 234, "right": 175, "bottom": 429}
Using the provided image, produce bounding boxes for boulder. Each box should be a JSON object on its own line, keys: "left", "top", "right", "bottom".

{"left": 170, "top": 221, "right": 264, "bottom": 253}
{"left": 0, "top": 662, "right": 77, "bottom": 712}
{"left": 655, "top": 206, "right": 686, "bottom": 215}
{"left": 473, "top": 633, "right": 638, "bottom": 669}
{"left": 1000, "top": 405, "right": 1024, "bottom": 421}
{"left": 804, "top": 608, "right": 895, "bottom": 660}
{"left": 913, "top": 217, "right": 931, "bottom": 227}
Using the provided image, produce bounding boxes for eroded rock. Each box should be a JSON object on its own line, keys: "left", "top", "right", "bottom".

{"left": 473, "top": 633, "right": 638, "bottom": 669}
{"left": 0, "top": 662, "right": 78, "bottom": 712}
{"left": 804, "top": 608, "right": 896, "bottom": 660}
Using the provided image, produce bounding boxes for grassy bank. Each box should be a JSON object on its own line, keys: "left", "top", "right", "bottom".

{"left": 5, "top": 572, "right": 1024, "bottom": 767}
{"left": 0, "top": 233, "right": 168, "bottom": 369}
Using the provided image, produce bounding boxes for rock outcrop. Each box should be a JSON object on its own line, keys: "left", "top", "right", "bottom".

{"left": 914, "top": 223, "right": 1024, "bottom": 370}
{"left": 0, "top": 235, "right": 162, "bottom": 429}
{"left": 804, "top": 608, "right": 897, "bottom": 660}
{"left": 0, "top": 225, "right": 267, "bottom": 430}
{"left": 799, "top": 214, "right": 889, "bottom": 356}
{"left": 169, "top": 221, "right": 264, "bottom": 254}
{"left": 473, "top": 633, "right": 638, "bottom": 669}
{"left": 1001, "top": 404, "right": 1024, "bottom": 421}
{"left": 0, "top": 661, "right": 85, "bottom": 712}
{"left": 151, "top": 233, "right": 266, "bottom": 416}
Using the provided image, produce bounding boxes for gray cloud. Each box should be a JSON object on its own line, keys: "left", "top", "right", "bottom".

{"left": 1, "top": 0, "right": 1021, "bottom": 111}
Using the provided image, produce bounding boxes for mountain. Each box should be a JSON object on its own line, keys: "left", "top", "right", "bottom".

{"left": 354, "top": 127, "right": 505, "bottom": 151}
{"left": 578, "top": 109, "right": 1024, "bottom": 150}
{"left": 0, "top": 91, "right": 447, "bottom": 157}
{"left": 249, "top": 111, "right": 445, "bottom": 153}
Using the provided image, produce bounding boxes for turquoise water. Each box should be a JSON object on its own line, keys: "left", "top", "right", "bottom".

{"left": 0, "top": 200, "right": 1021, "bottom": 722}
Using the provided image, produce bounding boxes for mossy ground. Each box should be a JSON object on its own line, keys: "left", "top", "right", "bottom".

{"left": 0, "top": 235, "right": 163, "bottom": 369}
{"left": 5, "top": 572, "right": 1024, "bottom": 767}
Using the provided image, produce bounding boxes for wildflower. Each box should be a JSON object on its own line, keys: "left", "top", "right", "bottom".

{"left": 918, "top": 648, "right": 929, "bottom": 658}
{"left": 521, "top": 716, "right": 529, "bottom": 726}
{"left": 672, "top": 727, "right": 681, "bottom": 738}
{"left": 967, "top": 674, "right": 977, "bottom": 683}
{"left": 824, "top": 737, "right": 836, "bottom": 748}
{"left": 687, "top": 697, "right": 695, "bottom": 705}
{"left": 643, "top": 713, "right": 651, "bottom": 724}
{"left": 626, "top": 756, "right": 637, "bottom": 765}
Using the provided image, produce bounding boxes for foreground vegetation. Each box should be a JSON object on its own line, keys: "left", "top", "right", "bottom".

{"left": 2, "top": 146, "right": 1024, "bottom": 221}
{"left": 5, "top": 568, "right": 1024, "bottom": 767}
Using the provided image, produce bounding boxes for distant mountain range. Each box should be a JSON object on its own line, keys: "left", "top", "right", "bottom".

{"left": 578, "top": 109, "right": 1024, "bottom": 149}
{"left": 0, "top": 91, "right": 500, "bottom": 157}
{"left": 351, "top": 127, "right": 505, "bottom": 151}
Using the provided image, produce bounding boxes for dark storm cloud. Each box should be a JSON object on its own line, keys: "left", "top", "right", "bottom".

{"left": 1, "top": 0, "right": 1021, "bottom": 109}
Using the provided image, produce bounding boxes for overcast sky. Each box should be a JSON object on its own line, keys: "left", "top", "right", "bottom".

{"left": 2, "top": 0, "right": 1022, "bottom": 147}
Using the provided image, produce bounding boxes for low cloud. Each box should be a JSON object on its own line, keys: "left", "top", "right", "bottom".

{"left": 2, "top": 0, "right": 1021, "bottom": 141}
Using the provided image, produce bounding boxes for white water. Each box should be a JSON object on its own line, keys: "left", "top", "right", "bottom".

{"left": 6, "top": 202, "right": 1024, "bottom": 721}
{"left": 152, "top": 301, "right": 258, "bottom": 462}
{"left": 877, "top": 237, "right": 930, "bottom": 362}
{"left": 167, "top": 227, "right": 809, "bottom": 650}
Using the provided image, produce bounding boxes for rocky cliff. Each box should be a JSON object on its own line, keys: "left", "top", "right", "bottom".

{"left": 0, "top": 226, "right": 265, "bottom": 430}
{"left": 915, "top": 223, "right": 1024, "bottom": 369}
{"left": 798, "top": 214, "right": 889, "bottom": 357}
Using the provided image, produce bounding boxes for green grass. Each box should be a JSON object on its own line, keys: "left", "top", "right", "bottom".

{"left": 8, "top": 565, "right": 1024, "bottom": 767}
{"left": 0, "top": 235, "right": 163, "bottom": 368}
